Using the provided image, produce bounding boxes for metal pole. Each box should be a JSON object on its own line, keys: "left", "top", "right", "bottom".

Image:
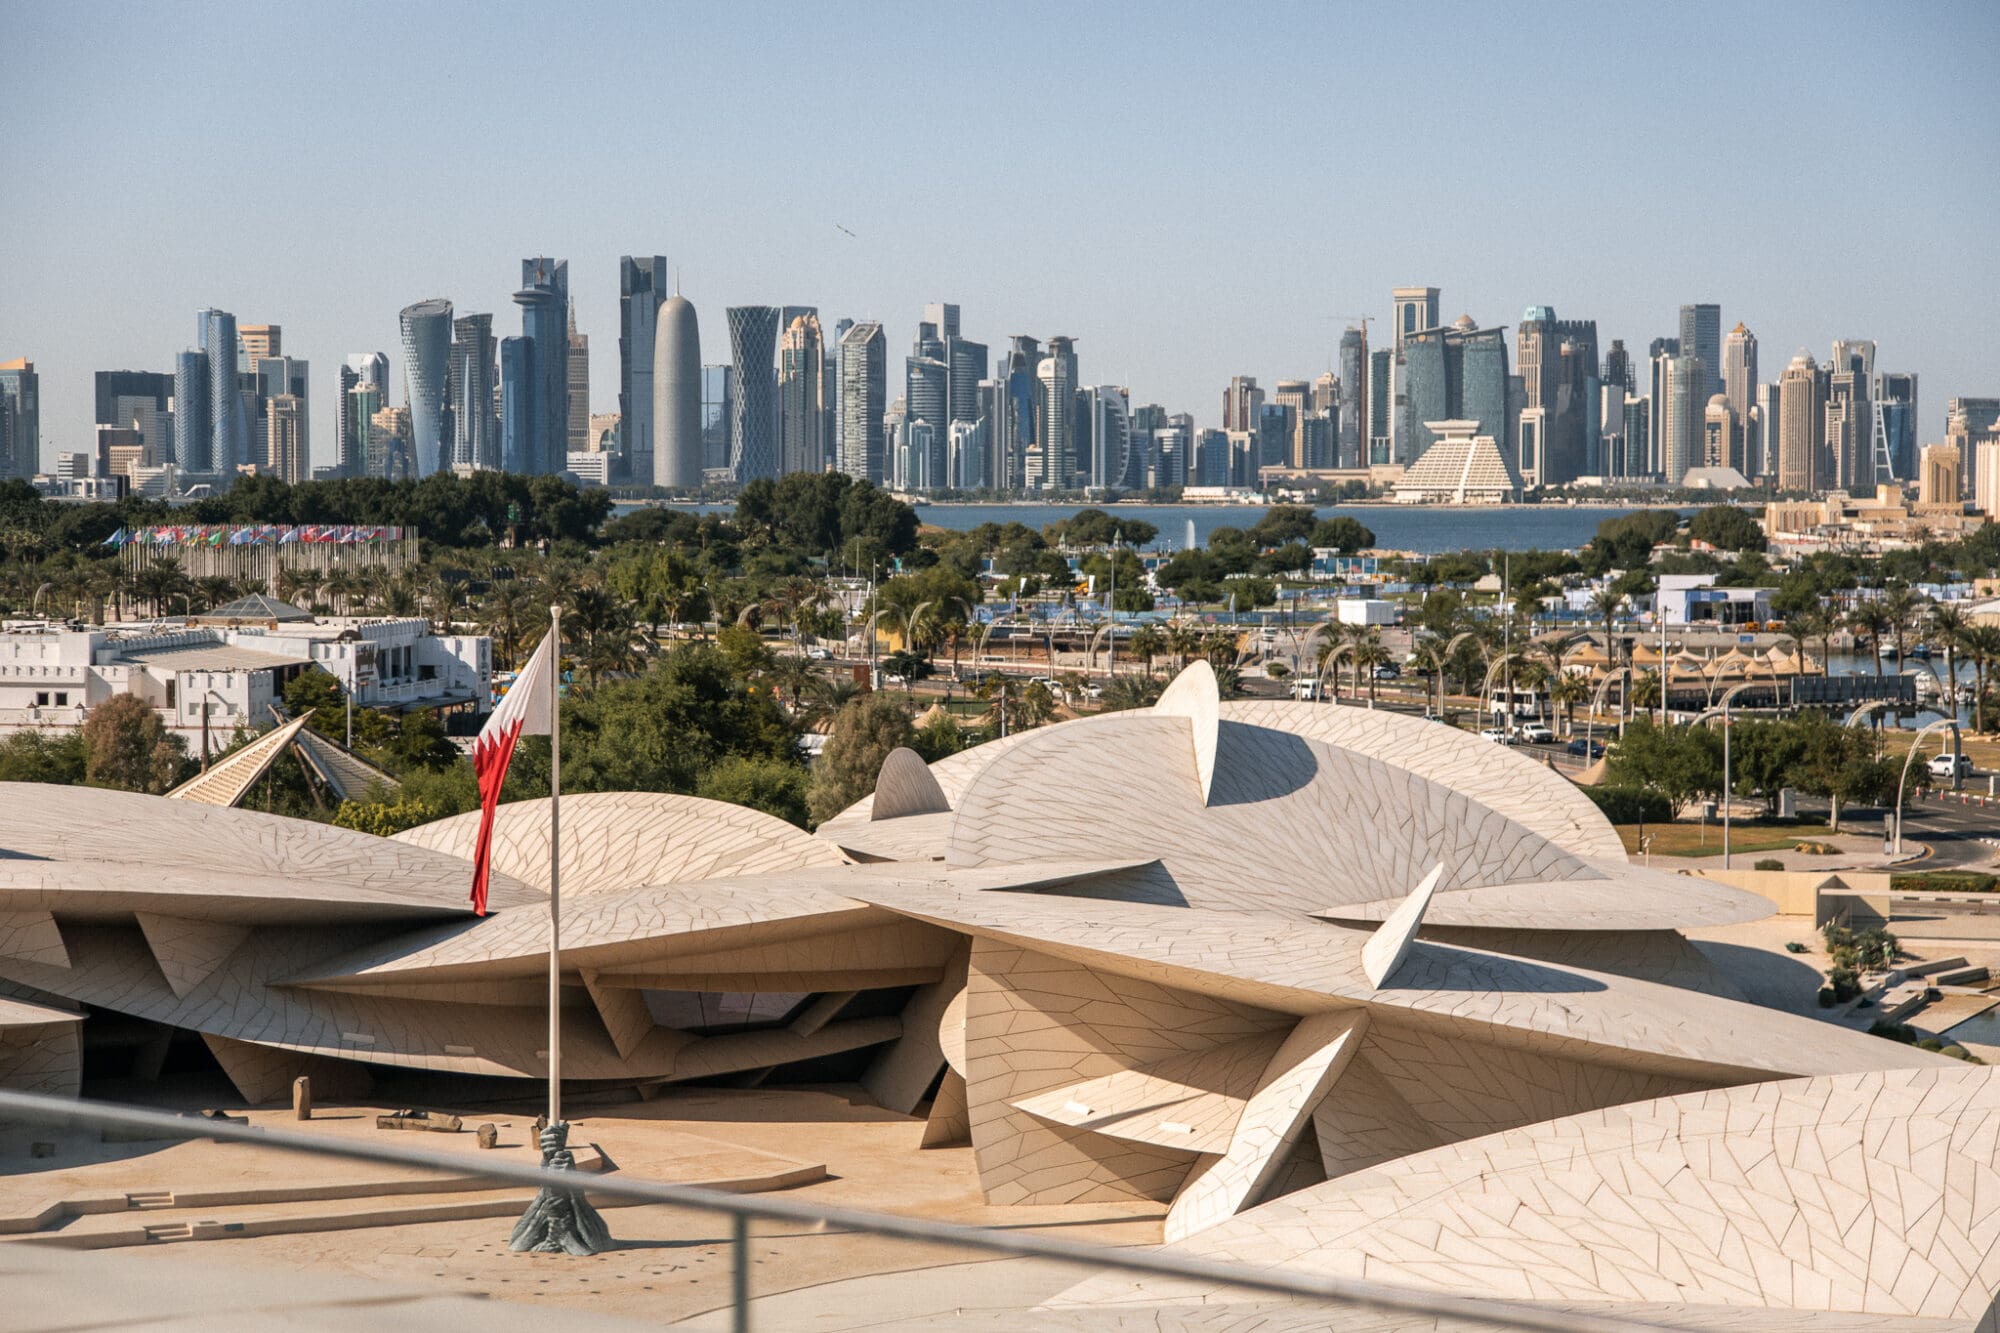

{"left": 345, "top": 687, "right": 352, "bottom": 750}
{"left": 547, "top": 605, "right": 562, "bottom": 1128}
{"left": 731, "top": 1213, "right": 751, "bottom": 1333}
{"left": 1106, "top": 537, "right": 1115, "bottom": 683}
{"left": 1722, "top": 696, "right": 1732, "bottom": 868}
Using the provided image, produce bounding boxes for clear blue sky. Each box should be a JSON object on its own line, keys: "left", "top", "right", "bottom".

{"left": 4, "top": 1, "right": 1996, "bottom": 470}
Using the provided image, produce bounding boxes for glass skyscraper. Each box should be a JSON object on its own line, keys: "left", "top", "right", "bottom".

{"left": 838, "top": 322, "right": 885, "bottom": 482}
{"left": 198, "top": 308, "right": 246, "bottom": 472}
{"left": 726, "top": 306, "right": 780, "bottom": 481}
{"left": 701, "top": 365, "right": 733, "bottom": 474}
{"left": 450, "top": 314, "right": 498, "bottom": 470}
{"left": 398, "top": 298, "right": 453, "bottom": 477}
{"left": 1680, "top": 303, "right": 1722, "bottom": 400}
{"left": 619, "top": 255, "right": 669, "bottom": 483}
{"left": 500, "top": 336, "right": 535, "bottom": 475}
{"left": 174, "top": 350, "right": 210, "bottom": 473}
{"left": 514, "top": 258, "right": 570, "bottom": 476}
{"left": 1398, "top": 321, "right": 1511, "bottom": 461}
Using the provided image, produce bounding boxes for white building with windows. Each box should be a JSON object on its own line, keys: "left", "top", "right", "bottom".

{"left": 0, "top": 596, "right": 490, "bottom": 744}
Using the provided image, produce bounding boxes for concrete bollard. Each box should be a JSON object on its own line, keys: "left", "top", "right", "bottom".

{"left": 476, "top": 1123, "right": 499, "bottom": 1150}
{"left": 292, "top": 1075, "right": 312, "bottom": 1120}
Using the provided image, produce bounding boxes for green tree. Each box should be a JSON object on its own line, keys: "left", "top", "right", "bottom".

{"left": 1602, "top": 718, "right": 1722, "bottom": 810}
{"left": 0, "top": 729, "right": 87, "bottom": 785}
{"left": 696, "top": 755, "right": 812, "bottom": 827}
{"left": 282, "top": 666, "right": 346, "bottom": 719}
{"left": 1249, "top": 505, "right": 1317, "bottom": 547}
{"left": 808, "top": 693, "right": 916, "bottom": 824}
{"left": 1687, "top": 505, "right": 1766, "bottom": 553}
{"left": 81, "top": 693, "right": 187, "bottom": 793}
{"left": 333, "top": 794, "right": 450, "bottom": 837}
{"left": 1309, "top": 516, "right": 1376, "bottom": 552}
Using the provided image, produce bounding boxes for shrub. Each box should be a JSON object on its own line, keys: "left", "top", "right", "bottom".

{"left": 1754, "top": 858, "right": 1786, "bottom": 872}
{"left": 1583, "top": 785, "right": 1674, "bottom": 826}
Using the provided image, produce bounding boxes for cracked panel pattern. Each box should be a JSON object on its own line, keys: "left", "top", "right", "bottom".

{"left": 396, "top": 790, "right": 850, "bottom": 897}
{"left": 1088, "top": 1066, "right": 2000, "bottom": 1329}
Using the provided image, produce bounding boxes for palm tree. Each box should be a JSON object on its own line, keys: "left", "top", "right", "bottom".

{"left": 1929, "top": 602, "right": 1969, "bottom": 714}
{"left": 1845, "top": 600, "right": 1892, "bottom": 677}
{"left": 1965, "top": 625, "right": 2000, "bottom": 735}
{"left": 1883, "top": 585, "right": 1923, "bottom": 664}
{"left": 1352, "top": 628, "right": 1389, "bottom": 702}
{"left": 1786, "top": 605, "right": 1833, "bottom": 676}
{"left": 1128, "top": 625, "right": 1164, "bottom": 677}
{"left": 1548, "top": 670, "right": 1589, "bottom": 737}
{"left": 1165, "top": 618, "right": 1202, "bottom": 670}
{"left": 479, "top": 580, "right": 540, "bottom": 670}
{"left": 1590, "top": 586, "right": 1624, "bottom": 665}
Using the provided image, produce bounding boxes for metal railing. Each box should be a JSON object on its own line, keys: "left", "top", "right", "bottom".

{"left": 0, "top": 1088, "right": 1672, "bottom": 1332}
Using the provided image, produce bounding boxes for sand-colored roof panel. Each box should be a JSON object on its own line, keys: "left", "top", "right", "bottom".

{"left": 0, "top": 784, "right": 536, "bottom": 919}
{"left": 1317, "top": 865, "right": 1771, "bottom": 931}
{"left": 394, "top": 790, "right": 849, "bottom": 897}
{"left": 1097, "top": 1065, "right": 2000, "bottom": 1326}
{"left": 852, "top": 882, "right": 1945, "bottom": 1084}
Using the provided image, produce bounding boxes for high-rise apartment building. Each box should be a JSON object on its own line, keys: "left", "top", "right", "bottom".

{"left": 1368, "top": 348, "right": 1392, "bottom": 464}
{"left": 343, "top": 381, "right": 381, "bottom": 479}
{"left": 904, "top": 349, "right": 948, "bottom": 481}
{"left": 1824, "top": 364, "right": 1871, "bottom": 491}
{"left": 725, "top": 306, "right": 780, "bottom": 482}
{"left": 174, "top": 351, "right": 211, "bottom": 474}
{"left": 996, "top": 337, "right": 1041, "bottom": 492}
{"left": 1702, "top": 395, "right": 1742, "bottom": 473}
{"left": 1754, "top": 382, "right": 1783, "bottom": 482}
{"left": 566, "top": 313, "right": 590, "bottom": 457}
{"left": 1778, "top": 352, "right": 1826, "bottom": 493}
{"left": 398, "top": 298, "right": 453, "bottom": 477}
{"left": 1082, "top": 386, "right": 1129, "bottom": 491}
{"left": 1679, "top": 304, "right": 1722, "bottom": 399}
{"left": 653, "top": 289, "right": 702, "bottom": 489}
{"left": 0, "top": 359, "right": 38, "bottom": 480}
{"left": 1221, "top": 376, "right": 1263, "bottom": 433}
{"left": 1722, "top": 323, "right": 1758, "bottom": 442}
{"left": 779, "top": 313, "right": 826, "bottom": 475}
{"left": 264, "top": 394, "right": 307, "bottom": 482}
{"left": 1657, "top": 354, "right": 1705, "bottom": 484}
{"left": 499, "top": 336, "right": 534, "bottom": 475}
{"left": 449, "top": 315, "right": 498, "bottom": 471}
{"left": 336, "top": 353, "right": 388, "bottom": 478}
{"left": 198, "top": 310, "right": 247, "bottom": 473}
{"left": 1337, "top": 327, "right": 1368, "bottom": 468}
{"left": 838, "top": 322, "right": 885, "bottom": 483}
{"left": 618, "top": 255, "right": 669, "bottom": 485}
{"left": 513, "top": 258, "right": 570, "bottom": 475}
{"left": 1948, "top": 398, "right": 2000, "bottom": 501}
{"left": 1645, "top": 337, "right": 1681, "bottom": 477}
{"left": 1035, "top": 337, "right": 1078, "bottom": 490}
{"left": 251, "top": 355, "right": 309, "bottom": 476}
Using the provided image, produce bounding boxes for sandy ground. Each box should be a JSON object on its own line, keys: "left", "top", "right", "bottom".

{"left": 1, "top": 1084, "right": 1162, "bottom": 1326}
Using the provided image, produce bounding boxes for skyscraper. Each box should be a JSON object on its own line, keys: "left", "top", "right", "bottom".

{"left": 1825, "top": 361, "right": 1871, "bottom": 491}
{"left": 0, "top": 358, "right": 38, "bottom": 480}
{"left": 1722, "top": 323, "right": 1758, "bottom": 421}
{"left": 1036, "top": 337, "right": 1078, "bottom": 489}
{"left": 174, "top": 351, "right": 211, "bottom": 474}
{"left": 94, "top": 370, "right": 175, "bottom": 464}
{"left": 238, "top": 324, "right": 280, "bottom": 369}
{"left": 1702, "top": 395, "right": 1742, "bottom": 473}
{"left": 619, "top": 255, "right": 669, "bottom": 485}
{"left": 1273, "top": 380, "right": 1311, "bottom": 468}
{"left": 922, "top": 303, "right": 961, "bottom": 340}
{"left": 1602, "top": 341, "right": 1633, "bottom": 394}
{"left": 1754, "top": 382, "right": 1783, "bottom": 481}
{"left": 838, "top": 322, "right": 885, "bottom": 482}
{"left": 514, "top": 258, "right": 570, "bottom": 475}
{"left": 779, "top": 312, "right": 826, "bottom": 475}
{"left": 499, "top": 337, "right": 535, "bottom": 475}
{"left": 1515, "top": 307, "right": 1597, "bottom": 484}
{"left": 1948, "top": 398, "right": 2000, "bottom": 501}
{"left": 449, "top": 314, "right": 498, "bottom": 470}
{"left": 398, "top": 298, "right": 454, "bottom": 477}
{"left": 1679, "top": 304, "right": 1722, "bottom": 400}
{"left": 1398, "top": 318, "right": 1511, "bottom": 463}
{"left": 566, "top": 311, "right": 590, "bottom": 457}
{"left": 1083, "top": 386, "right": 1130, "bottom": 491}
{"left": 345, "top": 380, "right": 382, "bottom": 479}
{"left": 198, "top": 309, "right": 246, "bottom": 473}
{"left": 831, "top": 317, "right": 854, "bottom": 465}
{"left": 1368, "top": 348, "right": 1392, "bottom": 464}
{"left": 264, "top": 393, "right": 307, "bottom": 483}
{"left": 700, "top": 365, "right": 732, "bottom": 473}
{"left": 1646, "top": 337, "right": 1681, "bottom": 477}
{"left": 1000, "top": 337, "right": 1041, "bottom": 491}
{"left": 1392, "top": 287, "right": 1440, "bottom": 346}
{"left": 1778, "top": 352, "right": 1825, "bottom": 493}
{"left": 724, "top": 306, "right": 779, "bottom": 481}
{"left": 1872, "top": 372, "right": 1919, "bottom": 483}
{"left": 904, "top": 348, "right": 948, "bottom": 480}
{"left": 1338, "top": 327, "right": 1368, "bottom": 468}
{"left": 251, "top": 355, "right": 309, "bottom": 475}
{"left": 654, "top": 289, "right": 702, "bottom": 489}
{"left": 1659, "top": 354, "right": 1705, "bottom": 484}
{"left": 1222, "top": 376, "right": 1264, "bottom": 433}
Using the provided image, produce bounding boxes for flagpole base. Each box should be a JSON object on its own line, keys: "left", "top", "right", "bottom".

{"left": 509, "top": 1121, "right": 611, "bottom": 1256}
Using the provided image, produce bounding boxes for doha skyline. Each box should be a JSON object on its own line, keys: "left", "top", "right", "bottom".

{"left": 3, "top": 3, "right": 1996, "bottom": 467}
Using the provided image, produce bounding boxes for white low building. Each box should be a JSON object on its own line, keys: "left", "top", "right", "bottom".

{"left": 0, "top": 596, "right": 490, "bottom": 746}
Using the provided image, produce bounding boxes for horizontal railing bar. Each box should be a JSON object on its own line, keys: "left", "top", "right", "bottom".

{"left": 0, "top": 1090, "right": 1668, "bottom": 1333}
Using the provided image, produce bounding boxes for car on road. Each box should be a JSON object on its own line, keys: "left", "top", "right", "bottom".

{"left": 883, "top": 672, "right": 907, "bottom": 687}
{"left": 1478, "top": 728, "right": 1514, "bottom": 745}
{"left": 804, "top": 645, "right": 832, "bottom": 661}
{"left": 1290, "top": 678, "right": 1322, "bottom": 700}
{"left": 1930, "top": 752, "right": 1975, "bottom": 780}
{"left": 1372, "top": 664, "right": 1401, "bottom": 680}
{"left": 1566, "top": 737, "right": 1605, "bottom": 759}
{"left": 1515, "top": 722, "right": 1554, "bottom": 744}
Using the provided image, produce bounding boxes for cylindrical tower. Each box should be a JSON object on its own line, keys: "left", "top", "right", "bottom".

{"left": 654, "top": 293, "right": 702, "bottom": 488}
{"left": 398, "top": 298, "right": 454, "bottom": 476}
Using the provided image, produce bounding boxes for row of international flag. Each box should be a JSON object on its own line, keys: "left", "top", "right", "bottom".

{"left": 101, "top": 524, "right": 407, "bottom": 549}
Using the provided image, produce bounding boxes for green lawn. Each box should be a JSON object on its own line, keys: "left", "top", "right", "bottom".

{"left": 1615, "top": 821, "right": 1831, "bottom": 858}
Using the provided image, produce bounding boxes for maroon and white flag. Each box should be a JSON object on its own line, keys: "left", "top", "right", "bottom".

{"left": 469, "top": 629, "right": 556, "bottom": 914}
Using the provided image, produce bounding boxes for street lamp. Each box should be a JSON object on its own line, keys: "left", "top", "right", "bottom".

{"left": 1691, "top": 682, "right": 1758, "bottom": 868}
{"left": 1892, "top": 717, "right": 1963, "bottom": 854}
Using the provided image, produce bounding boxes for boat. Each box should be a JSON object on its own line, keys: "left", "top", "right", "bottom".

{"left": 1908, "top": 644, "right": 1932, "bottom": 660}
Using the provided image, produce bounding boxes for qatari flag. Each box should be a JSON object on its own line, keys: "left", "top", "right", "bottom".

{"left": 468, "top": 629, "right": 556, "bottom": 914}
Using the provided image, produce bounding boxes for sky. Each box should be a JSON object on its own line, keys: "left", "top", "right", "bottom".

{"left": 4, "top": 1, "right": 1998, "bottom": 472}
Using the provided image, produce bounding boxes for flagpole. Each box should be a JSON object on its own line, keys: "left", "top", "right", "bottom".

{"left": 546, "top": 604, "right": 562, "bottom": 1129}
